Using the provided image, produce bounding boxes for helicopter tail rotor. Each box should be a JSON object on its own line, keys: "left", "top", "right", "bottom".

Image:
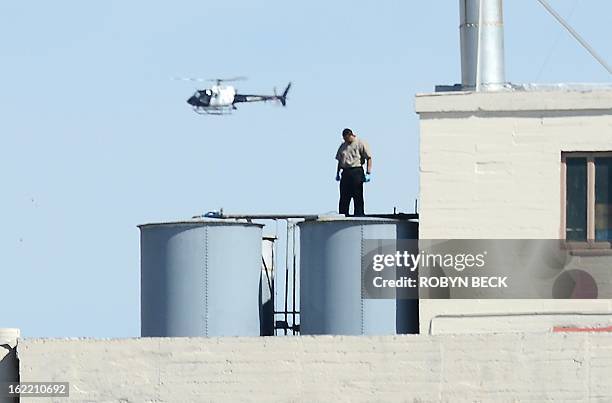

{"left": 279, "top": 82, "right": 292, "bottom": 106}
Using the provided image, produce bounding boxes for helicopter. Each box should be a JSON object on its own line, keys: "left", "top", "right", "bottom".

{"left": 174, "top": 77, "right": 292, "bottom": 115}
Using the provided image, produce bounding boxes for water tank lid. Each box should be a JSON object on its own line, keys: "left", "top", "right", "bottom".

{"left": 299, "top": 215, "right": 408, "bottom": 225}
{"left": 138, "top": 219, "right": 263, "bottom": 229}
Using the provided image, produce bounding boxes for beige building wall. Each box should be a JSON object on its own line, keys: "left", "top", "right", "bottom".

{"left": 18, "top": 333, "right": 612, "bottom": 402}
{"left": 416, "top": 89, "right": 612, "bottom": 334}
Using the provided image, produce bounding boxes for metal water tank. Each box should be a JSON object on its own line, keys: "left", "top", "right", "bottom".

{"left": 139, "top": 220, "right": 263, "bottom": 337}
{"left": 299, "top": 216, "right": 419, "bottom": 335}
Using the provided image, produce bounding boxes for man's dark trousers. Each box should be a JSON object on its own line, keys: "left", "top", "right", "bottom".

{"left": 339, "top": 166, "right": 365, "bottom": 216}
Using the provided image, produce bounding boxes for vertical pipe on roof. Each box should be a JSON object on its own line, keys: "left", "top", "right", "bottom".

{"left": 460, "top": 0, "right": 479, "bottom": 89}
{"left": 460, "top": 0, "right": 505, "bottom": 91}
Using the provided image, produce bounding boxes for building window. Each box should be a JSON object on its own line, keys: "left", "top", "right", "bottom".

{"left": 563, "top": 152, "right": 612, "bottom": 245}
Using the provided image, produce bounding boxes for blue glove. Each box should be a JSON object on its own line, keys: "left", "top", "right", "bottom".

{"left": 364, "top": 173, "right": 371, "bottom": 183}
{"left": 335, "top": 173, "right": 341, "bottom": 181}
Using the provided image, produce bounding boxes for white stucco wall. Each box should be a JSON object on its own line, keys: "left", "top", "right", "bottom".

{"left": 17, "top": 333, "right": 612, "bottom": 402}
{"left": 416, "top": 89, "right": 612, "bottom": 334}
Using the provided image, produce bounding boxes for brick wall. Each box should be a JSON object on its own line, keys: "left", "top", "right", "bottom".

{"left": 17, "top": 333, "right": 612, "bottom": 402}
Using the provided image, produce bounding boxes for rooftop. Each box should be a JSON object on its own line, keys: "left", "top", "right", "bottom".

{"left": 416, "top": 83, "right": 612, "bottom": 114}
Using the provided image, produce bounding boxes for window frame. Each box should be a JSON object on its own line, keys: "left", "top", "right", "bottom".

{"left": 561, "top": 151, "right": 612, "bottom": 250}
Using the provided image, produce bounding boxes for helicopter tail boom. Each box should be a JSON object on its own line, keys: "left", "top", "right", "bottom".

{"left": 233, "top": 82, "right": 292, "bottom": 106}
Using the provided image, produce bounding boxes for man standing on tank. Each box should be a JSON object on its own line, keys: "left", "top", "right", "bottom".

{"left": 335, "top": 128, "right": 372, "bottom": 216}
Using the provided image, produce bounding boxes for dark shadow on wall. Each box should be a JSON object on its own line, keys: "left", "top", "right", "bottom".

{"left": 1, "top": 343, "right": 19, "bottom": 402}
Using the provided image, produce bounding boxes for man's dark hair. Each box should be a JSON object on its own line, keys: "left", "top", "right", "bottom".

{"left": 342, "top": 128, "right": 353, "bottom": 137}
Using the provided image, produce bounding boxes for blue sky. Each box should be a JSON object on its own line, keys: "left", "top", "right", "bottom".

{"left": 2, "top": 0, "right": 611, "bottom": 337}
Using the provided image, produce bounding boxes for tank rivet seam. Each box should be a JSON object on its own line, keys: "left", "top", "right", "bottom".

{"left": 360, "top": 224, "right": 365, "bottom": 336}
{"left": 204, "top": 226, "right": 209, "bottom": 337}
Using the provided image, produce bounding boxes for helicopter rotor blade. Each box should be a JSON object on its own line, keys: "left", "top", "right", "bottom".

{"left": 171, "top": 77, "right": 208, "bottom": 83}
{"left": 172, "top": 76, "right": 248, "bottom": 86}
{"left": 207, "top": 76, "right": 247, "bottom": 83}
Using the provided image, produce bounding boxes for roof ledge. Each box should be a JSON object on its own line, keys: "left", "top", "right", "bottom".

{"left": 415, "top": 84, "right": 612, "bottom": 114}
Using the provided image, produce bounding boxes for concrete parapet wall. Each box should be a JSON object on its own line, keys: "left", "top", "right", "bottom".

{"left": 17, "top": 333, "right": 612, "bottom": 402}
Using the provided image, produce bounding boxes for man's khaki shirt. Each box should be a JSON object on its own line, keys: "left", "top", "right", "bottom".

{"left": 335, "top": 138, "right": 372, "bottom": 169}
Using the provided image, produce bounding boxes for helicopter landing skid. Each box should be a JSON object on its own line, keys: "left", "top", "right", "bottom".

{"left": 193, "top": 106, "right": 234, "bottom": 115}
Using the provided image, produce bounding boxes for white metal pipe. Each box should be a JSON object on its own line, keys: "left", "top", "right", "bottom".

{"left": 460, "top": 0, "right": 506, "bottom": 90}
{"left": 460, "top": 0, "right": 480, "bottom": 89}
{"left": 476, "top": 0, "right": 484, "bottom": 91}
{"left": 479, "top": 0, "right": 506, "bottom": 89}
